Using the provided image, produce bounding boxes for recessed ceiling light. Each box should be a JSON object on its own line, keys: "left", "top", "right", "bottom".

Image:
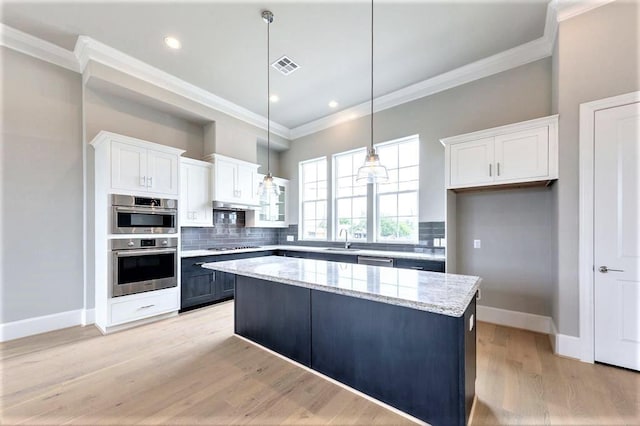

{"left": 164, "top": 36, "right": 181, "bottom": 50}
{"left": 329, "top": 100, "right": 339, "bottom": 108}
{"left": 270, "top": 95, "right": 279, "bottom": 103}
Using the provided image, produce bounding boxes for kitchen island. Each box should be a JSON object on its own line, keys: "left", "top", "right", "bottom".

{"left": 202, "top": 256, "right": 481, "bottom": 426}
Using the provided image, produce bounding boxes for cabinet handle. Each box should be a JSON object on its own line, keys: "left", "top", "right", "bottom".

{"left": 408, "top": 266, "right": 424, "bottom": 270}
{"left": 497, "top": 162, "right": 500, "bottom": 176}
{"left": 194, "top": 262, "right": 205, "bottom": 266}
{"left": 140, "top": 176, "right": 147, "bottom": 187}
{"left": 148, "top": 176, "right": 153, "bottom": 187}
{"left": 489, "top": 164, "right": 492, "bottom": 177}
{"left": 138, "top": 304, "right": 155, "bottom": 309}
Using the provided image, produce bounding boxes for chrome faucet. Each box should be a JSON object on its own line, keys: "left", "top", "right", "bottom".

{"left": 339, "top": 229, "right": 351, "bottom": 249}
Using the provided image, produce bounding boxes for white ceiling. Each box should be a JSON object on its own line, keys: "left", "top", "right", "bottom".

{"left": 1, "top": 1, "right": 549, "bottom": 129}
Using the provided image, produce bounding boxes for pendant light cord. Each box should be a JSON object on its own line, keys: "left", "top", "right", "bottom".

{"left": 267, "top": 15, "right": 271, "bottom": 174}
{"left": 370, "top": 0, "right": 374, "bottom": 153}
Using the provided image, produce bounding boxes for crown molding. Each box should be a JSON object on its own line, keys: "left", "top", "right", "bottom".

{"left": 74, "top": 36, "right": 291, "bottom": 139}
{"left": 0, "top": 24, "right": 80, "bottom": 72}
{"left": 556, "top": 0, "right": 616, "bottom": 22}
{"left": 290, "top": 10, "right": 558, "bottom": 139}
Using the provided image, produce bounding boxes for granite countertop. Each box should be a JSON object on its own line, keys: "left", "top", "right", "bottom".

{"left": 181, "top": 245, "right": 446, "bottom": 261}
{"left": 202, "top": 256, "right": 479, "bottom": 317}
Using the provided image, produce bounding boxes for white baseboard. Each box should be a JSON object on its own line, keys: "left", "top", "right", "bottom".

{"left": 476, "top": 304, "right": 552, "bottom": 334}
{"left": 550, "top": 321, "right": 582, "bottom": 360}
{"left": 0, "top": 309, "right": 86, "bottom": 342}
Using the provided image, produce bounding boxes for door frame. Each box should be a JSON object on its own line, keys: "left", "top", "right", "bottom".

{"left": 578, "top": 91, "right": 640, "bottom": 363}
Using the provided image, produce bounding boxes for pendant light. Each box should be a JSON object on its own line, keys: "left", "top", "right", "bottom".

{"left": 258, "top": 10, "right": 281, "bottom": 199}
{"left": 356, "top": 0, "right": 388, "bottom": 184}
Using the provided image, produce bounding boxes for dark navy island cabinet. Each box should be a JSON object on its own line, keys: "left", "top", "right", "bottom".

{"left": 234, "top": 274, "right": 476, "bottom": 426}
{"left": 180, "top": 251, "right": 275, "bottom": 311}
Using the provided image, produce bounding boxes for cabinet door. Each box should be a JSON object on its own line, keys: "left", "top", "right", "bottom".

{"left": 147, "top": 150, "right": 179, "bottom": 195}
{"left": 181, "top": 273, "right": 216, "bottom": 309}
{"left": 215, "top": 159, "right": 238, "bottom": 202}
{"left": 449, "top": 138, "right": 494, "bottom": 188}
{"left": 236, "top": 164, "right": 257, "bottom": 205}
{"left": 494, "top": 127, "right": 549, "bottom": 182}
{"left": 181, "top": 162, "right": 212, "bottom": 227}
{"left": 216, "top": 272, "right": 235, "bottom": 299}
{"left": 111, "top": 141, "right": 147, "bottom": 191}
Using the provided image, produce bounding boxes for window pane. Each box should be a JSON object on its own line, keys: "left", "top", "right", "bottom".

{"left": 303, "top": 183, "right": 317, "bottom": 201}
{"left": 336, "top": 198, "right": 352, "bottom": 219}
{"left": 398, "top": 166, "right": 419, "bottom": 182}
{"left": 317, "top": 162, "right": 327, "bottom": 181}
{"left": 398, "top": 192, "right": 417, "bottom": 216}
{"left": 316, "top": 201, "right": 327, "bottom": 220}
{"left": 336, "top": 155, "right": 352, "bottom": 177}
{"left": 336, "top": 177, "right": 353, "bottom": 197}
{"left": 304, "top": 202, "right": 316, "bottom": 221}
{"left": 379, "top": 217, "right": 398, "bottom": 239}
{"left": 398, "top": 142, "right": 419, "bottom": 167}
{"left": 353, "top": 197, "right": 367, "bottom": 219}
{"left": 303, "top": 162, "right": 317, "bottom": 183}
{"left": 378, "top": 144, "right": 398, "bottom": 169}
{"left": 379, "top": 194, "right": 397, "bottom": 217}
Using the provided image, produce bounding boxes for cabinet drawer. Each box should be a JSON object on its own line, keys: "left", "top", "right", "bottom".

{"left": 395, "top": 258, "right": 445, "bottom": 272}
{"left": 110, "top": 289, "right": 178, "bottom": 325}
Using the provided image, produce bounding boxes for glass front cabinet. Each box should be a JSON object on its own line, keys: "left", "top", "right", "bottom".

{"left": 245, "top": 175, "right": 289, "bottom": 228}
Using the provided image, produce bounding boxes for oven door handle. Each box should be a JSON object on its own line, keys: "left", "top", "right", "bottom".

{"left": 113, "top": 206, "right": 177, "bottom": 214}
{"left": 114, "top": 248, "right": 177, "bottom": 257}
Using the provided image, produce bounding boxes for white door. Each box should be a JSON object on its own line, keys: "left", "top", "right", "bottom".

{"left": 449, "top": 137, "right": 494, "bottom": 188}
{"left": 494, "top": 126, "right": 549, "bottom": 182}
{"left": 111, "top": 141, "right": 147, "bottom": 191}
{"left": 594, "top": 101, "right": 640, "bottom": 371}
{"left": 215, "top": 159, "right": 238, "bottom": 202}
{"left": 147, "top": 149, "right": 179, "bottom": 196}
{"left": 236, "top": 164, "right": 257, "bottom": 205}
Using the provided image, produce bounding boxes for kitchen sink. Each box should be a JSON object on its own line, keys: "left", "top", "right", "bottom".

{"left": 324, "top": 247, "right": 360, "bottom": 252}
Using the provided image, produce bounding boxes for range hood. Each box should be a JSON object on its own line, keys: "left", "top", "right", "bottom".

{"left": 212, "top": 200, "right": 260, "bottom": 211}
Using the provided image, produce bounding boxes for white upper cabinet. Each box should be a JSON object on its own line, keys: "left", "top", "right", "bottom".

{"left": 449, "top": 137, "right": 494, "bottom": 187}
{"left": 180, "top": 158, "right": 213, "bottom": 227}
{"left": 107, "top": 134, "right": 183, "bottom": 197}
{"left": 442, "top": 115, "right": 558, "bottom": 190}
{"left": 208, "top": 153, "right": 259, "bottom": 206}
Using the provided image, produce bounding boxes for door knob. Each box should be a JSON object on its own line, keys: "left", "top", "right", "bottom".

{"left": 599, "top": 266, "right": 624, "bottom": 273}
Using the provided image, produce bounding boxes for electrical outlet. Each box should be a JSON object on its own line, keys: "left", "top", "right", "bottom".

{"left": 286, "top": 235, "right": 295, "bottom": 242}
{"left": 473, "top": 239, "right": 481, "bottom": 249}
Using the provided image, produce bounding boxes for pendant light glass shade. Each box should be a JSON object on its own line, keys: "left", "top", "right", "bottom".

{"left": 356, "top": 0, "right": 388, "bottom": 184}
{"left": 356, "top": 148, "right": 388, "bottom": 184}
{"left": 258, "top": 171, "right": 280, "bottom": 199}
{"left": 257, "top": 10, "right": 280, "bottom": 201}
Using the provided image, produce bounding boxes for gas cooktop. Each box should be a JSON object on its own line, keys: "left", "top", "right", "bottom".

{"left": 206, "top": 246, "right": 262, "bottom": 252}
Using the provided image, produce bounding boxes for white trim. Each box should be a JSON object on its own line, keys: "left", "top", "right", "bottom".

{"left": 81, "top": 309, "right": 96, "bottom": 326}
{"left": 0, "top": 309, "right": 84, "bottom": 342}
{"left": 234, "top": 334, "right": 428, "bottom": 426}
{"left": 0, "top": 24, "right": 80, "bottom": 72}
{"left": 578, "top": 91, "right": 640, "bottom": 363}
{"left": 556, "top": 0, "right": 617, "bottom": 22}
{"left": 476, "top": 305, "right": 552, "bottom": 334}
{"left": 73, "top": 36, "right": 291, "bottom": 139}
{"left": 550, "top": 321, "right": 583, "bottom": 360}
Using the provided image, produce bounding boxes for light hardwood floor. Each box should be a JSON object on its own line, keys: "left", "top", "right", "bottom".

{"left": 1, "top": 301, "right": 638, "bottom": 425}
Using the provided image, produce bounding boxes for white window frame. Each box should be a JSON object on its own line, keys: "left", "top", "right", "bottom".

{"left": 332, "top": 147, "right": 368, "bottom": 241}
{"left": 299, "top": 156, "right": 328, "bottom": 241}
{"left": 374, "top": 135, "right": 420, "bottom": 243}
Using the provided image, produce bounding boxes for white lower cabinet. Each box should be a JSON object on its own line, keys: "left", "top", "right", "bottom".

{"left": 442, "top": 115, "right": 558, "bottom": 190}
{"left": 110, "top": 288, "right": 179, "bottom": 326}
{"left": 180, "top": 158, "right": 213, "bottom": 227}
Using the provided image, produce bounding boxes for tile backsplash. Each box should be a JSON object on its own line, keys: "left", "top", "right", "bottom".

{"left": 181, "top": 211, "right": 279, "bottom": 250}
{"left": 182, "top": 213, "right": 445, "bottom": 255}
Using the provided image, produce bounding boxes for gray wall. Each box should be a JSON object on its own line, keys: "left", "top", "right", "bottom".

{"left": 1, "top": 48, "right": 84, "bottom": 322}
{"left": 256, "top": 144, "right": 281, "bottom": 177}
{"left": 281, "top": 58, "right": 552, "bottom": 228}
{"left": 84, "top": 88, "right": 205, "bottom": 159}
{"left": 456, "top": 187, "right": 553, "bottom": 316}
{"left": 553, "top": 1, "right": 639, "bottom": 336}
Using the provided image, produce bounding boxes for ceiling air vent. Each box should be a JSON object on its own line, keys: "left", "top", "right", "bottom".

{"left": 271, "top": 55, "right": 300, "bottom": 76}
